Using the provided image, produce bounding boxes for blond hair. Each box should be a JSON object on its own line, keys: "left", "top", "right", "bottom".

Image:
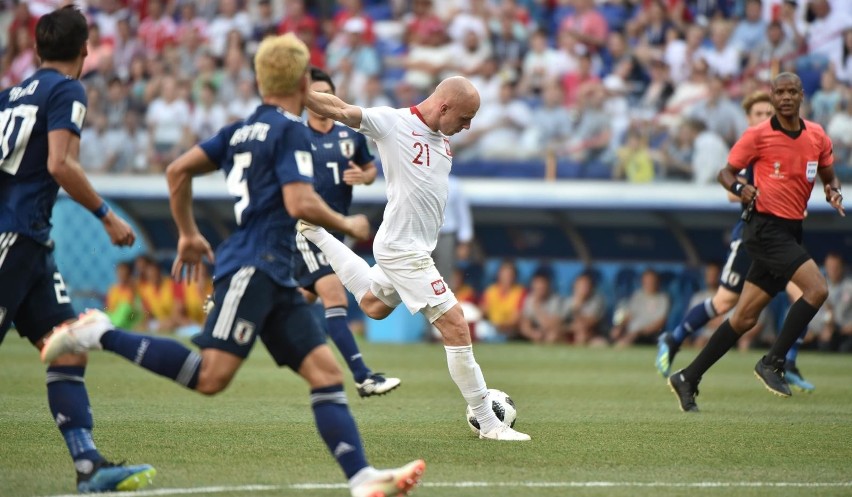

{"left": 254, "top": 33, "right": 310, "bottom": 98}
{"left": 741, "top": 90, "right": 771, "bottom": 115}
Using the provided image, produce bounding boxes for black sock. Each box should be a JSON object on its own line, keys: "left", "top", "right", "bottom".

{"left": 766, "top": 298, "right": 820, "bottom": 364}
{"left": 682, "top": 320, "right": 740, "bottom": 383}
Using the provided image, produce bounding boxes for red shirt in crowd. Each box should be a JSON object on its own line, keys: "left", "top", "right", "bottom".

{"left": 728, "top": 116, "right": 834, "bottom": 220}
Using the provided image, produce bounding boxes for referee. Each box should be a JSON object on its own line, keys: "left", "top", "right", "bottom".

{"left": 669, "top": 72, "right": 845, "bottom": 412}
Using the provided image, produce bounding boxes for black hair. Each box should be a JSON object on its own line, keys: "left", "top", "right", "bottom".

{"left": 309, "top": 66, "right": 336, "bottom": 94}
{"left": 36, "top": 6, "right": 89, "bottom": 63}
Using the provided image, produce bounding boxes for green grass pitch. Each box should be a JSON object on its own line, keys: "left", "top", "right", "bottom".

{"left": 2, "top": 335, "right": 851, "bottom": 497}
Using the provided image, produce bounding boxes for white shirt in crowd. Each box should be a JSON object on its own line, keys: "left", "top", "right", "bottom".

{"left": 146, "top": 98, "right": 191, "bottom": 146}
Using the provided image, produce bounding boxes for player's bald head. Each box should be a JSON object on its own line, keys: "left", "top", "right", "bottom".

{"left": 771, "top": 72, "right": 802, "bottom": 91}
{"left": 434, "top": 76, "right": 480, "bottom": 108}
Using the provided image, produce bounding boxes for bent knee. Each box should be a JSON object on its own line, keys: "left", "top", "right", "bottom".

{"left": 730, "top": 315, "right": 759, "bottom": 332}
{"left": 47, "top": 352, "right": 88, "bottom": 367}
{"left": 805, "top": 284, "right": 829, "bottom": 306}
{"left": 195, "top": 374, "right": 233, "bottom": 396}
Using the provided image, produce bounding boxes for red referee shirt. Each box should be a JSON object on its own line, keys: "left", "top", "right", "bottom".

{"left": 728, "top": 116, "right": 834, "bottom": 220}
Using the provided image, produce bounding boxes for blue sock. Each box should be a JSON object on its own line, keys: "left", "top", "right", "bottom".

{"left": 101, "top": 330, "right": 201, "bottom": 389}
{"left": 47, "top": 366, "right": 104, "bottom": 472}
{"left": 672, "top": 298, "right": 717, "bottom": 345}
{"left": 325, "top": 307, "right": 370, "bottom": 383}
{"left": 785, "top": 328, "right": 808, "bottom": 365}
{"left": 311, "top": 385, "right": 369, "bottom": 479}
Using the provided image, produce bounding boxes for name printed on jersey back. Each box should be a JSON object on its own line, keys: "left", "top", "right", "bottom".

{"left": 9, "top": 81, "right": 39, "bottom": 102}
{"left": 229, "top": 122, "right": 270, "bottom": 146}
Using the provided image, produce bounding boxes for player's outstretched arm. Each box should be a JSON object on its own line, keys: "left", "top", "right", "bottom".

{"left": 818, "top": 165, "right": 845, "bottom": 217}
{"left": 283, "top": 182, "right": 370, "bottom": 240}
{"left": 306, "top": 90, "right": 363, "bottom": 129}
{"left": 47, "top": 129, "right": 135, "bottom": 246}
{"left": 166, "top": 146, "right": 218, "bottom": 281}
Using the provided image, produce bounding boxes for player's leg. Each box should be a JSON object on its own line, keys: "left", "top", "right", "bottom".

{"left": 6, "top": 241, "right": 154, "bottom": 493}
{"left": 42, "top": 267, "right": 270, "bottom": 395}
{"left": 262, "top": 298, "right": 424, "bottom": 497}
{"left": 657, "top": 241, "right": 748, "bottom": 377}
{"left": 314, "top": 274, "right": 401, "bottom": 397}
{"left": 758, "top": 258, "right": 827, "bottom": 395}
{"left": 781, "top": 281, "right": 815, "bottom": 392}
{"left": 669, "top": 268, "right": 776, "bottom": 412}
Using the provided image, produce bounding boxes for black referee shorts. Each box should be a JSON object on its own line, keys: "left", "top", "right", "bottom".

{"left": 742, "top": 213, "right": 812, "bottom": 297}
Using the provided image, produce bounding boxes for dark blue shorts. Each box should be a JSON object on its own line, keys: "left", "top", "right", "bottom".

{"left": 719, "top": 236, "right": 752, "bottom": 294}
{"left": 0, "top": 234, "right": 75, "bottom": 345}
{"left": 294, "top": 233, "right": 336, "bottom": 293}
{"left": 193, "top": 266, "right": 327, "bottom": 370}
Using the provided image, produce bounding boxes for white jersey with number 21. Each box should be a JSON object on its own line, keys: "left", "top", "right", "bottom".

{"left": 355, "top": 106, "right": 453, "bottom": 256}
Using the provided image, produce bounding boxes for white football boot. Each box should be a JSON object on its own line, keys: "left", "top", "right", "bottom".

{"left": 41, "top": 309, "right": 113, "bottom": 363}
{"left": 351, "top": 459, "right": 426, "bottom": 497}
{"left": 479, "top": 423, "right": 531, "bottom": 441}
{"left": 356, "top": 373, "right": 402, "bottom": 398}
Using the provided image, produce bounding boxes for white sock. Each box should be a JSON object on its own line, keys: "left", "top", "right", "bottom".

{"left": 302, "top": 227, "right": 372, "bottom": 303}
{"left": 445, "top": 345, "right": 500, "bottom": 433}
{"left": 348, "top": 466, "right": 378, "bottom": 489}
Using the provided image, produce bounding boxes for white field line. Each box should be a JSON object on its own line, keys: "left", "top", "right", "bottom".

{"left": 39, "top": 480, "right": 852, "bottom": 497}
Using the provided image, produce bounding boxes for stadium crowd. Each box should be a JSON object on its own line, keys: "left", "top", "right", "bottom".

{"left": 1, "top": 0, "right": 851, "bottom": 178}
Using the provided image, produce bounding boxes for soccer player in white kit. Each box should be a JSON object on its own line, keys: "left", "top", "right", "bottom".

{"left": 299, "top": 76, "right": 531, "bottom": 441}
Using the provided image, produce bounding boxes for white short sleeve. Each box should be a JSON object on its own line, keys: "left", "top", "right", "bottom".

{"left": 357, "top": 106, "right": 403, "bottom": 141}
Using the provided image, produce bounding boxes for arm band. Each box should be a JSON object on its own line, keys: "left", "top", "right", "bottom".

{"left": 729, "top": 182, "right": 744, "bottom": 196}
{"left": 92, "top": 202, "right": 110, "bottom": 219}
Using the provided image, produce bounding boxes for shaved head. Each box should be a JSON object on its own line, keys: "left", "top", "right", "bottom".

{"left": 771, "top": 72, "right": 802, "bottom": 91}
{"left": 418, "top": 76, "right": 480, "bottom": 135}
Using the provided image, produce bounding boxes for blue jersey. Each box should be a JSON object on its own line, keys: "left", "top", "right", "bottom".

{"left": 0, "top": 69, "right": 87, "bottom": 244}
{"left": 730, "top": 165, "right": 755, "bottom": 241}
{"left": 200, "top": 104, "right": 314, "bottom": 287}
{"left": 306, "top": 122, "right": 373, "bottom": 216}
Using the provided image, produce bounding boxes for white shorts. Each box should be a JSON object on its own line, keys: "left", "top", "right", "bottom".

{"left": 369, "top": 251, "right": 457, "bottom": 323}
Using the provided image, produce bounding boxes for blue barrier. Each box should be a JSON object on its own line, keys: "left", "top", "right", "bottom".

{"left": 365, "top": 306, "right": 426, "bottom": 343}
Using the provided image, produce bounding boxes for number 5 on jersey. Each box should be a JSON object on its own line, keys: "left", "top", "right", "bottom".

{"left": 227, "top": 152, "right": 252, "bottom": 225}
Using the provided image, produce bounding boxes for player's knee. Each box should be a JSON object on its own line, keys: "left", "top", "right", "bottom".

{"left": 46, "top": 352, "right": 88, "bottom": 367}
{"left": 361, "top": 299, "right": 393, "bottom": 320}
{"left": 804, "top": 281, "right": 828, "bottom": 307}
{"left": 712, "top": 294, "right": 736, "bottom": 315}
{"left": 730, "top": 313, "right": 758, "bottom": 333}
{"left": 195, "top": 371, "right": 234, "bottom": 396}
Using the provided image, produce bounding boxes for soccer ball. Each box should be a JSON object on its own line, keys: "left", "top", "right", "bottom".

{"left": 465, "top": 389, "right": 517, "bottom": 435}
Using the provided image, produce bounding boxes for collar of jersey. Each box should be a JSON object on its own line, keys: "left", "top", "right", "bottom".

{"left": 409, "top": 106, "right": 440, "bottom": 135}
{"left": 261, "top": 104, "right": 301, "bottom": 122}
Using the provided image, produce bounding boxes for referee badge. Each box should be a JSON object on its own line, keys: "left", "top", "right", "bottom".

{"left": 339, "top": 139, "right": 355, "bottom": 159}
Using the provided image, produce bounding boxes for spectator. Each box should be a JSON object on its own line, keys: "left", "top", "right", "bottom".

{"left": 489, "top": 3, "right": 527, "bottom": 77}
{"left": 518, "top": 29, "right": 564, "bottom": 97}
{"left": 562, "top": 53, "right": 601, "bottom": 108}
{"left": 146, "top": 75, "right": 192, "bottom": 171}
{"left": 660, "top": 58, "right": 711, "bottom": 128}
{"left": 777, "top": 0, "right": 806, "bottom": 49}
{"left": 81, "top": 23, "right": 115, "bottom": 79}
{"left": 747, "top": 20, "right": 798, "bottom": 82}
{"left": 802, "top": 0, "right": 852, "bottom": 77}
{"left": 447, "top": 0, "right": 490, "bottom": 45}
{"left": 1, "top": 25, "right": 36, "bottom": 88}
{"left": 610, "top": 269, "right": 670, "bottom": 347}
{"left": 450, "top": 267, "right": 478, "bottom": 305}
{"left": 519, "top": 268, "right": 567, "bottom": 343}
{"left": 730, "top": 0, "right": 767, "bottom": 52}
{"left": 404, "top": 0, "right": 447, "bottom": 47}
{"left": 686, "top": 76, "right": 748, "bottom": 146}
{"left": 480, "top": 260, "right": 526, "bottom": 341}
{"left": 172, "top": 263, "right": 213, "bottom": 337}
{"left": 434, "top": 175, "right": 474, "bottom": 281}
{"left": 218, "top": 47, "right": 253, "bottom": 104}
{"left": 635, "top": 57, "right": 674, "bottom": 119}
{"left": 79, "top": 114, "right": 113, "bottom": 173}
{"left": 838, "top": 28, "right": 852, "bottom": 84}
{"left": 403, "top": 18, "right": 454, "bottom": 93}
{"left": 468, "top": 57, "right": 504, "bottom": 106}
{"left": 226, "top": 77, "right": 261, "bottom": 122}
{"left": 684, "top": 117, "right": 730, "bottom": 184}
{"left": 664, "top": 24, "right": 707, "bottom": 84}
{"left": 821, "top": 252, "right": 852, "bottom": 352}
{"left": 332, "top": 0, "right": 375, "bottom": 45}
{"left": 352, "top": 75, "right": 393, "bottom": 108}
{"left": 697, "top": 20, "right": 741, "bottom": 78}
{"left": 558, "top": 0, "right": 609, "bottom": 54}
{"left": 113, "top": 17, "right": 142, "bottom": 81}
{"left": 277, "top": 0, "right": 319, "bottom": 39}
{"left": 105, "top": 261, "right": 145, "bottom": 330}
{"left": 520, "top": 83, "right": 574, "bottom": 156}
{"left": 176, "top": 15, "right": 209, "bottom": 79}
{"left": 138, "top": 257, "right": 181, "bottom": 333}
{"left": 104, "top": 110, "right": 150, "bottom": 173}
{"left": 562, "top": 84, "right": 612, "bottom": 164}
{"left": 103, "top": 76, "right": 130, "bottom": 129}
{"left": 251, "top": 0, "right": 278, "bottom": 42}
{"left": 326, "top": 17, "right": 382, "bottom": 101}
{"left": 563, "top": 272, "right": 607, "bottom": 346}
{"left": 207, "top": 0, "right": 253, "bottom": 58}
{"left": 827, "top": 100, "right": 852, "bottom": 168}
{"left": 137, "top": 0, "right": 177, "bottom": 57}
{"left": 613, "top": 128, "right": 655, "bottom": 183}
{"left": 191, "top": 82, "right": 228, "bottom": 141}
{"left": 656, "top": 121, "right": 695, "bottom": 180}
{"left": 628, "top": 0, "right": 674, "bottom": 50}
{"left": 810, "top": 69, "right": 845, "bottom": 128}
{"left": 454, "top": 81, "right": 533, "bottom": 160}
{"left": 447, "top": 26, "right": 492, "bottom": 79}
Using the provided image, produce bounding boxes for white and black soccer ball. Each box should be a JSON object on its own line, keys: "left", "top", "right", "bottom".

{"left": 466, "top": 388, "right": 517, "bottom": 435}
